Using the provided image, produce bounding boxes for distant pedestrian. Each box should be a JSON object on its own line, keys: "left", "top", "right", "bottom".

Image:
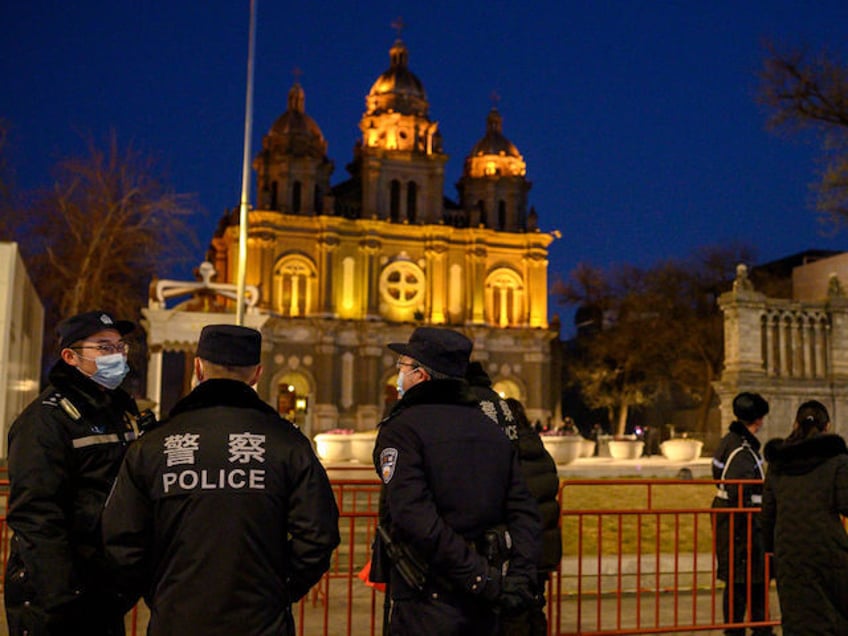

{"left": 762, "top": 400, "right": 848, "bottom": 635}
{"left": 711, "top": 392, "right": 773, "bottom": 636}
{"left": 102, "top": 324, "right": 340, "bottom": 635}
{"left": 5, "top": 310, "right": 142, "bottom": 636}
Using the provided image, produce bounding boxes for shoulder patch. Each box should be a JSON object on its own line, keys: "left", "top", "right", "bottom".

{"left": 380, "top": 448, "right": 399, "bottom": 484}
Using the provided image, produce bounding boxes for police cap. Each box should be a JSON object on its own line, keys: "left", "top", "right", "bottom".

{"left": 732, "top": 392, "right": 769, "bottom": 423}
{"left": 57, "top": 310, "right": 135, "bottom": 350}
{"left": 196, "top": 324, "right": 261, "bottom": 366}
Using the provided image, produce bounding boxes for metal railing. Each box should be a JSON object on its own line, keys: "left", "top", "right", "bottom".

{"left": 0, "top": 476, "right": 786, "bottom": 635}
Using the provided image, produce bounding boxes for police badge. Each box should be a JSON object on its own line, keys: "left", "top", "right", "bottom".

{"left": 379, "top": 448, "right": 399, "bottom": 484}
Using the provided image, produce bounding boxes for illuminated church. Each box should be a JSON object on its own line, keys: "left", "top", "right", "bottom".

{"left": 145, "top": 37, "right": 560, "bottom": 434}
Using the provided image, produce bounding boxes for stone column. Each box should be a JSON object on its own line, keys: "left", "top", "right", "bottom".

{"left": 146, "top": 344, "right": 163, "bottom": 419}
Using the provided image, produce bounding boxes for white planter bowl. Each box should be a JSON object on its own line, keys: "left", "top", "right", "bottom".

{"left": 349, "top": 431, "right": 379, "bottom": 463}
{"left": 660, "top": 438, "right": 703, "bottom": 462}
{"left": 541, "top": 436, "right": 583, "bottom": 465}
{"left": 608, "top": 439, "right": 645, "bottom": 460}
{"left": 578, "top": 438, "right": 596, "bottom": 458}
{"left": 314, "top": 433, "right": 352, "bottom": 462}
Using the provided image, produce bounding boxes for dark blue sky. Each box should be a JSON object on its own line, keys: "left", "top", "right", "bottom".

{"left": 3, "top": 2, "right": 848, "bottom": 334}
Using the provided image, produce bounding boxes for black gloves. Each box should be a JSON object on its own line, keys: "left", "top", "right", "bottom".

{"left": 472, "top": 566, "right": 503, "bottom": 603}
{"left": 499, "top": 574, "right": 537, "bottom": 613}
{"left": 470, "top": 568, "right": 538, "bottom": 614}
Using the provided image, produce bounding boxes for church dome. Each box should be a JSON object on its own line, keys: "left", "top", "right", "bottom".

{"left": 470, "top": 108, "right": 521, "bottom": 158}
{"left": 267, "top": 82, "right": 328, "bottom": 158}
{"left": 464, "top": 107, "right": 526, "bottom": 178}
{"left": 366, "top": 39, "right": 429, "bottom": 116}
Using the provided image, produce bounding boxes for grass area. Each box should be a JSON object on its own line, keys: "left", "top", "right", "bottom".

{"left": 559, "top": 481, "right": 719, "bottom": 557}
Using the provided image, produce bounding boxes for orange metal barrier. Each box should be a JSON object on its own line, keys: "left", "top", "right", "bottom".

{"left": 554, "top": 478, "right": 779, "bottom": 635}
{"left": 0, "top": 476, "right": 785, "bottom": 635}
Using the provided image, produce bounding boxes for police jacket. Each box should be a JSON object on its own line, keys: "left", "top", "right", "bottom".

{"left": 101, "top": 378, "right": 340, "bottom": 636}
{"left": 711, "top": 420, "right": 766, "bottom": 583}
{"left": 470, "top": 384, "right": 562, "bottom": 575}
{"left": 5, "top": 359, "right": 140, "bottom": 633}
{"left": 374, "top": 378, "right": 541, "bottom": 600}
{"left": 513, "top": 421, "right": 562, "bottom": 574}
{"left": 762, "top": 433, "right": 848, "bottom": 635}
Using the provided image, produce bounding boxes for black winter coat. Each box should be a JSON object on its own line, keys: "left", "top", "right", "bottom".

{"left": 374, "top": 379, "right": 542, "bottom": 601}
{"left": 711, "top": 421, "right": 767, "bottom": 583}
{"left": 468, "top": 384, "right": 562, "bottom": 573}
{"left": 762, "top": 433, "right": 848, "bottom": 636}
{"left": 101, "top": 379, "right": 340, "bottom": 636}
{"left": 5, "top": 360, "right": 140, "bottom": 636}
{"left": 514, "top": 421, "right": 562, "bottom": 573}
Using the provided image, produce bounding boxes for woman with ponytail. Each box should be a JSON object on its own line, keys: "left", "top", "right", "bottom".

{"left": 761, "top": 400, "right": 848, "bottom": 635}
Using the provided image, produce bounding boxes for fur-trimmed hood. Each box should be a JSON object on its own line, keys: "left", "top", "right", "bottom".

{"left": 168, "top": 378, "right": 278, "bottom": 420}
{"left": 381, "top": 378, "right": 477, "bottom": 426}
{"left": 48, "top": 359, "right": 137, "bottom": 417}
{"left": 764, "top": 433, "right": 848, "bottom": 476}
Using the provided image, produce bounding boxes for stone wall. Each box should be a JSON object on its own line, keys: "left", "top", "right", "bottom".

{"left": 715, "top": 264, "right": 848, "bottom": 436}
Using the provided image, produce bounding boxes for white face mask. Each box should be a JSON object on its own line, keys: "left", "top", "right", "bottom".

{"left": 76, "top": 352, "right": 130, "bottom": 390}
{"left": 396, "top": 371, "right": 405, "bottom": 398}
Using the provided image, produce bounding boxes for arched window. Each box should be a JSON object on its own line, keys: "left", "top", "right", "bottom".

{"left": 273, "top": 255, "right": 316, "bottom": 317}
{"left": 292, "top": 181, "right": 302, "bottom": 213}
{"left": 485, "top": 268, "right": 525, "bottom": 327}
{"left": 314, "top": 184, "right": 322, "bottom": 213}
{"left": 407, "top": 181, "right": 417, "bottom": 222}
{"left": 270, "top": 181, "right": 278, "bottom": 210}
{"left": 390, "top": 180, "right": 401, "bottom": 221}
{"left": 498, "top": 200, "right": 506, "bottom": 230}
{"left": 477, "top": 200, "right": 487, "bottom": 227}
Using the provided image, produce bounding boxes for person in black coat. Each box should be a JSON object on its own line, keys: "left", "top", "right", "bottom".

{"left": 762, "top": 400, "right": 848, "bottom": 636}
{"left": 374, "top": 327, "right": 542, "bottom": 635}
{"left": 5, "top": 310, "right": 141, "bottom": 636}
{"left": 711, "top": 392, "right": 773, "bottom": 636}
{"left": 465, "top": 361, "right": 561, "bottom": 636}
{"left": 503, "top": 397, "right": 562, "bottom": 636}
{"left": 101, "top": 325, "right": 340, "bottom": 636}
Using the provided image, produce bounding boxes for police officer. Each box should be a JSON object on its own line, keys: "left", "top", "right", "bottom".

{"left": 101, "top": 324, "right": 340, "bottom": 636}
{"left": 374, "top": 327, "right": 542, "bottom": 635}
{"left": 712, "top": 392, "right": 773, "bottom": 636}
{"left": 466, "top": 360, "right": 518, "bottom": 441}
{"left": 5, "top": 310, "right": 141, "bottom": 635}
{"left": 467, "top": 360, "right": 562, "bottom": 636}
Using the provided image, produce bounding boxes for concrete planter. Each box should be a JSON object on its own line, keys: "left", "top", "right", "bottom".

{"left": 578, "top": 437, "right": 596, "bottom": 458}
{"left": 660, "top": 438, "right": 703, "bottom": 462}
{"left": 608, "top": 439, "right": 645, "bottom": 460}
{"left": 349, "top": 430, "right": 379, "bottom": 463}
{"left": 541, "top": 435, "right": 583, "bottom": 465}
{"left": 314, "top": 432, "right": 353, "bottom": 462}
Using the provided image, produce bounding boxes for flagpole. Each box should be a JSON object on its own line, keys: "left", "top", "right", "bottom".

{"left": 236, "top": 0, "right": 257, "bottom": 325}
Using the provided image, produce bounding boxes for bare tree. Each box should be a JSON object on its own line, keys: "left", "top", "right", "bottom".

{"left": 759, "top": 46, "right": 848, "bottom": 227}
{"left": 556, "top": 245, "right": 753, "bottom": 436}
{"left": 23, "top": 131, "right": 200, "bottom": 334}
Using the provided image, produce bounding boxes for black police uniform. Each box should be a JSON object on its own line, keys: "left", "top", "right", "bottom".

{"left": 712, "top": 420, "right": 770, "bottom": 636}
{"left": 374, "top": 377, "right": 542, "bottom": 635}
{"left": 101, "top": 378, "right": 341, "bottom": 636}
{"left": 5, "top": 359, "right": 141, "bottom": 635}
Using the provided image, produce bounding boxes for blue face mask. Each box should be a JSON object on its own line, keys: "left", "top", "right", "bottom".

{"left": 396, "top": 371, "right": 405, "bottom": 398}
{"left": 86, "top": 353, "right": 130, "bottom": 390}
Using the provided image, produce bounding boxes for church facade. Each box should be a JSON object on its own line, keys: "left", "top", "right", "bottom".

{"left": 147, "top": 37, "right": 560, "bottom": 435}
